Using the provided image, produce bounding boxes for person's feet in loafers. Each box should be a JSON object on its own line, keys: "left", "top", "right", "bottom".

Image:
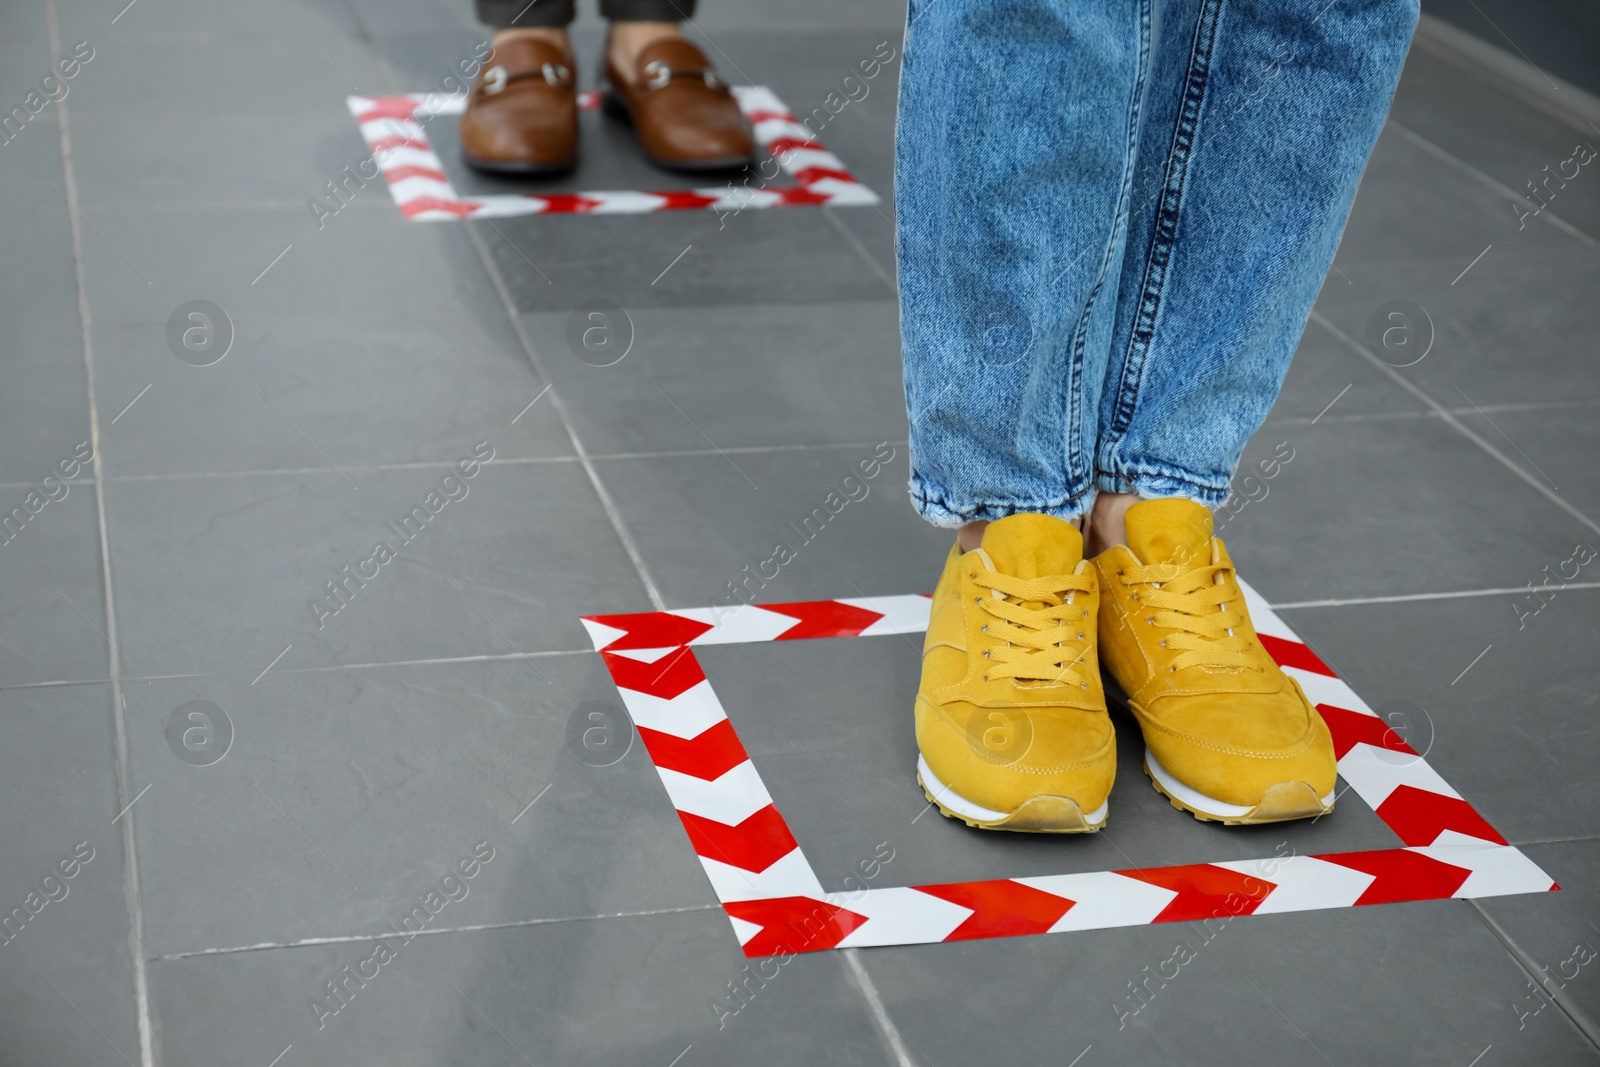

{"left": 601, "top": 31, "right": 755, "bottom": 171}
{"left": 460, "top": 32, "right": 578, "bottom": 175}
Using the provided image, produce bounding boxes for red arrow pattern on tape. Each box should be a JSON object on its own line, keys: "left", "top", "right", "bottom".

{"left": 680, "top": 805, "right": 799, "bottom": 874}
{"left": 725, "top": 897, "right": 868, "bottom": 956}
{"left": 1119, "top": 864, "right": 1273, "bottom": 923}
{"left": 637, "top": 719, "right": 749, "bottom": 781}
{"left": 913, "top": 880, "right": 1077, "bottom": 940}
{"left": 1259, "top": 632, "right": 1336, "bottom": 676}
{"left": 602, "top": 647, "right": 706, "bottom": 701}
{"left": 763, "top": 601, "right": 886, "bottom": 641}
{"left": 1315, "top": 848, "right": 1472, "bottom": 905}
{"left": 1319, "top": 703, "right": 1416, "bottom": 761}
{"left": 584, "top": 611, "right": 715, "bottom": 652}
{"left": 1376, "top": 785, "right": 1507, "bottom": 846}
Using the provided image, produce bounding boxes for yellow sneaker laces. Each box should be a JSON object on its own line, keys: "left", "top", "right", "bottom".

{"left": 1118, "top": 556, "right": 1261, "bottom": 672}
{"left": 972, "top": 570, "right": 1096, "bottom": 686}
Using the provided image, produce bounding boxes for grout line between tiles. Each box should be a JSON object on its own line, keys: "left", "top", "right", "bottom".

{"left": 1309, "top": 311, "right": 1600, "bottom": 540}
{"left": 1272, "top": 581, "right": 1600, "bottom": 610}
{"left": 1465, "top": 901, "right": 1600, "bottom": 1053}
{"left": 89, "top": 439, "right": 911, "bottom": 486}
{"left": 150, "top": 903, "right": 724, "bottom": 961}
{"left": 350, "top": 27, "right": 668, "bottom": 612}
{"left": 46, "top": 3, "right": 155, "bottom": 1065}
{"left": 1386, "top": 121, "right": 1599, "bottom": 249}
{"left": 822, "top": 205, "right": 898, "bottom": 291}
{"left": 0, "top": 647, "right": 597, "bottom": 693}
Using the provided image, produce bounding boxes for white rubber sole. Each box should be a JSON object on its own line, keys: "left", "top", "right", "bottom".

{"left": 1144, "top": 749, "right": 1336, "bottom": 824}
{"left": 917, "top": 755, "right": 1109, "bottom": 833}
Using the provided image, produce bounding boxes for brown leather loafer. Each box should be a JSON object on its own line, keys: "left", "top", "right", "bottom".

{"left": 601, "top": 38, "right": 755, "bottom": 172}
{"left": 460, "top": 37, "right": 578, "bottom": 175}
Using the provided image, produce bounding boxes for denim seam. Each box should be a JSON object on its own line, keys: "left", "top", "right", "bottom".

{"left": 1103, "top": 0, "right": 1227, "bottom": 449}
{"left": 910, "top": 483, "right": 1095, "bottom": 525}
{"left": 1064, "top": 0, "right": 1157, "bottom": 485}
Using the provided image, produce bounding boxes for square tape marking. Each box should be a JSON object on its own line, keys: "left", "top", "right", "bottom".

{"left": 346, "top": 88, "right": 878, "bottom": 221}
{"left": 582, "top": 583, "right": 1556, "bottom": 955}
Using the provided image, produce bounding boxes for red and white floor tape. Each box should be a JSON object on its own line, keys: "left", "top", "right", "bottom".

{"left": 345, "top": 87, "right": 879, "bottom": 222}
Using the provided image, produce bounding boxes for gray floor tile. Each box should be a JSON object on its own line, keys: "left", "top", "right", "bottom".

{"left": 476, "top": 200, "right": 894, "bottom": 313}
{"left": 1390, "top": 48, "right": 1600, "bottom": 242}
{"left": 105, "top": 461, "right": 653, "bottom": 678}
{"left": 1278, "top": 589, "right": 1600, "bottom": 844}
{"left": 1335, "top": 124, "right": 1595, "bottom": 270}
{"left": 146, "top": 910, "right": 896, "bottom": 1067}
{"left": 79, "top": 202, "right": 505, "bottom": 326}
{"left": 1264, "top": 312, "right": 1430, "bottom": 425}
{"left": 1310, "top": 255, "right": 1600, "bottom": 408}
{"left": 63, "top": 28, "right": 386, "bottom": 113}
{"left": 56, "top": 0, "right": 360, "bottom": 37}
{"left": 1219, "top": 411, "right": 1590, "bottom": 604}
{"left": 519, "top": 299, "right": 905, "bottom": 455}
{"left": 125, "top": 655, "right": 713, "bottom": 955}
{"left": 70, "top": 107, "right": 399, "bottom": 210}
{"left": 0, "top": 685, "right": 140, "bottom": 1067}
{"left": 1476, "top": 840, "right": 1600, "bottom": 1043}
{"left": 1451, "top": 404, "right": 1600, "bottom": 523}
{"left": 696, "top": 633, "right": 1394, "bottom": 893}
{"left": 0, "top": 487, "right": 113, "bottom": 687}
{"left": 0, "top": 119, "right": 93, "bottom": 486}
{"left": 92, "top": 311, "right": 572, "bottom": 477}
{"left": 592, "top": 444, "right": 948, "bottom": 609}
{"left": 851, "top": 899, "right": 1599, "bottom": 1066}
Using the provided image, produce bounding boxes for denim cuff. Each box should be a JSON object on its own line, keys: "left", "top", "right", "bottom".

{"left": 909, "top": 474, "right": 1094, "bottom": 528}
{"left": 1093, "top": 462, "right": 1229, "bottom": 507}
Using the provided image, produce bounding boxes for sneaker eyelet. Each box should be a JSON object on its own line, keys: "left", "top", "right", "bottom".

{"left": 981, "top": 625, "right": 987, "bottom": 633}
{"left": 1159, "top": 639, "right": 1167, "bottom": 647}
{"left": 1077, "top": 632, "right": 1085, "bottom": 640}
{"left": 982, "top": 650, "right": 990, "bottom": 658}
{"left": 1080, "top": 682, "right": 1088, "bottom": 689}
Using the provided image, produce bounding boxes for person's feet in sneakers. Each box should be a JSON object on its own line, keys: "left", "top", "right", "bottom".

{"left": 915, "top": 514, "right": 1115, "bottom": 833}
{"left": 601, "top": 23, "right": 755, "bottom": 171}
{"left": 461, "top": 29, "right": 578, "bottom": 174}
{"left": 1089, "top": 497, "right": 1337, "bottom": 824}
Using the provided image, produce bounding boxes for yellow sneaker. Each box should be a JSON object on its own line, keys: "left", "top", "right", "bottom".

{"left": 1092, "top": 499, "right": 1336, "bottom": 824}
{"left": 915, "top": 514, "right": 1114, "bottom": 833}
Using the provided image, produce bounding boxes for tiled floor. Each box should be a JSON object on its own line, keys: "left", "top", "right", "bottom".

{"left": 3, "top": 1, "right": 1598, "bottom": 1065}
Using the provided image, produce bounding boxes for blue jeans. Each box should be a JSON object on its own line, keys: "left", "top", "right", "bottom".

{"left": 896, "top": 0, "right": 1417, "bottom": 525}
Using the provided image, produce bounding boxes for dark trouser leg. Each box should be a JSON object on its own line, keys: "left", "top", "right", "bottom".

{"left": 475, "top": 0, "right": 577, "bottom": 28}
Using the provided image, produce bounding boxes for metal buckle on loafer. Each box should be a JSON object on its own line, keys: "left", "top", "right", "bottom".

{"left": 542, "top": 62, "right": 571, "bottom": 86}
{"left": 482, "top": 65, "right": 508, "bottom": 94}
{"left": 643, "top": 60, "right": 672, "bottom": 90}
{"left": 640, "top": 61, "right": 725, "bottom": 92}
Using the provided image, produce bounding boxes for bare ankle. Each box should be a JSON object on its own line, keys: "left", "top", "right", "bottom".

{"left": 492, "top": 26, "right": 571, "bottom": 54}
{"left": 957, "top": 520, "right": 989, "bottom": 553}
{"left": 607, "top": 20, "right": 682, "bottom": 74}
{"left": 1084, "top": 492, "right": 1140, "bottom": 557}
